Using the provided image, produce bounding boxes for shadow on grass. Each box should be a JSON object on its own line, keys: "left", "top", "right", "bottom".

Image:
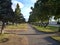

{"left": 44, "top": 36, "right": 60, "bottom": 45}
{"left": 0, "top": 38, "right": 9, "bottom": 43}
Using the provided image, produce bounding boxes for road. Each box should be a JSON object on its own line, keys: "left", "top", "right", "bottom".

{"left": 5, "top": 24, "right": 60, "bottom": 45}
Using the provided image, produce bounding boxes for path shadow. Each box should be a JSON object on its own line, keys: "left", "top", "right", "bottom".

{"left": 44, "top": 37, "right": 60, "bottom": 45}
{"left": 4, "top": 32, "right": 45, "bottom": 35}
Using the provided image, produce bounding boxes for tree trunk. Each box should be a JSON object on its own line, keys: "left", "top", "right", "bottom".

{"left": 44, "top": 22, "right": 49, "bottom": 28}
{"left": 40, "top": 20, "right": 43, "bottom": 27}
{"left": 58, "top": 26, "right": 60, "bottom": 32}
{"left": 1, "top": 22, "right": 5, "bottom": 34}
{"left": 12, "top": 22, "right": 14, "bottom": 25}
{"left": 6, "top": 22, "right": 8, "bottom": 25}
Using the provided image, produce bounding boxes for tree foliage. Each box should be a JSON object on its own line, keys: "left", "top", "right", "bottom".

{"left": 28, "top": 0, "right": 60, "bottom": 31}
{"left": 0, "top": 0, "right": 14, "bottom": 34}
{"left": 29, "top": 0, "right": 60, "bottom": 22}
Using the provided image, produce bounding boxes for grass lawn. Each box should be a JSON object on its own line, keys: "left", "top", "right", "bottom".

{"left": 4, "top": 23, "right": 28, "bottom": 31}
{"left": 51, "top": 36, "right": 60, "bottom": 42}
{"left": 32, "top": 25, "right": 59, "bottom": 33}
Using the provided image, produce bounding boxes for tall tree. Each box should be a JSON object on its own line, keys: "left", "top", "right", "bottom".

{"left": 15, "top": 3, "right": 21, "bottom": 23}
{"left": 29, "top": 0, "right": 60, "bottom": 31}
{"left": 15, "top": 3, "right": 21, "bottom": 16}
{"left": 28, "top": 0, "right": 50, "bottom": 26}
{"left": 15, "top": 3, "right": 25, "bottom": 23}
{"left": 0, "top": 0, "right": 13, "bottom": 34}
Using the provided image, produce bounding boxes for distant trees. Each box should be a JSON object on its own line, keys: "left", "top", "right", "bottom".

{"left": 28, "top": 0, "right": 60, "bottom": 29}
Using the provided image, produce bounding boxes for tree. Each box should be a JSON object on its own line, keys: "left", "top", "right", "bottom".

{"left": 29, "top": 0, "right": 60, "bottom": 31}
{"left": 28, "top": 0, "right": 50, "bottom": 27}
{"left": 45, "top": 0, "right": 60, "bottom": 31}
{"left": 15, "top": 3, "right": 25, "bottom": 23}
{"left": 15, "top": 3, "right": 21, "bottom": 16}
{"left": 14, "top": 3, "right": 21, "bottom": 24}
{"left": 0, "top": 0, "right": 14, "bottom": 34}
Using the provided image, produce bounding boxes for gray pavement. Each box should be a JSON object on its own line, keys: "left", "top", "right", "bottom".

{"left": 21, "top": 35, "right": 60, "bottom": 45}
{"left": 4, "top": 24, "right": 60, "bottom": 45}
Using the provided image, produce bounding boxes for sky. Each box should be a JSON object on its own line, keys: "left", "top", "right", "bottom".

{"left": 12, "top": 0, "right": 37, "bottom": 21}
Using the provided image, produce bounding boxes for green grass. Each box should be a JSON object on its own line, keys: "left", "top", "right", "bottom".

{"left": 51, "top": 36, "right": 60, "bottom": 42}
{"left": 4, "top": 23, "right": 28, "bottom": 30}
{"left": 32, "top": 25, "right": 59, "bottom": 33}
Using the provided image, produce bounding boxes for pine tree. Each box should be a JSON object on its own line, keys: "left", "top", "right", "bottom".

{"left": 15, "top": 3, "right": 21, "bottom": 16}
{"left": 15, "top": 3, "right": 25, "bottom": 23}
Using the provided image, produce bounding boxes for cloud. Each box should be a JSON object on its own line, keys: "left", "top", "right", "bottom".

{"left": 12, "top": 0, "right": 24, "bottom": 11}
{"left": 21, "top": 0, "right": 37, "bottom": 21}
{"left": 31, "top": 0, "right": 37, "bottom": 3}
{"left": 21, "top": 7, "right": 32, "bottom": 21}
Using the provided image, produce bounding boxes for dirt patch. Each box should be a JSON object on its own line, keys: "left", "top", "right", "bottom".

{"left": 0, "top": 34, "right": 28, "bottom": 45}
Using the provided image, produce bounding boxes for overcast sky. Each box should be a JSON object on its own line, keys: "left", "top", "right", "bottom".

{"left": 12, "top": 0, "right": 37, "bottom": 21}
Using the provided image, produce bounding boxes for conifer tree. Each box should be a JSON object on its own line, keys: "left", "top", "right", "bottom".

{"left": 15, "top": 3, "right": 25, "bottom": 23}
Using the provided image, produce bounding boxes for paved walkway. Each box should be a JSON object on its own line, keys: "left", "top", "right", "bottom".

{"left": 4, "top": 24, "right": 60, "bottom": 45}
